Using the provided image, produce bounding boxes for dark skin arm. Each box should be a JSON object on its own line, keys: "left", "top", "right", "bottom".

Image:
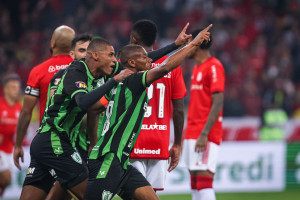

{"left": 145, "top": 24, "right": 212, "bottom": 86}
{"left": 87, "top": 107, "right": 100, "bottom": 155}
{"left": 195, "top": 92, "right": 224, "bottom": 152}
{"left": 168, "top": 98, "right": 184, "bottom": 172}
{"left": 14, "top": 95, "right": 38, "bottom": 170}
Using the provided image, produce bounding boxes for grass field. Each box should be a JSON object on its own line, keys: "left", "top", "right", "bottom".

{"left": 109, "top": 188, "right": 300, "bottom": 200}
{"left": 157, "top": 188, "right": 300, "bottom": 200}
{"left": 4, "top": 188, "right": 299, "bottom": 200}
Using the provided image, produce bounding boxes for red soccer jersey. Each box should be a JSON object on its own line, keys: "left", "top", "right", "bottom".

{"left": 185, "top": 57, "right": 225, "bottom": 145}
{"left": 25, "top": 55, "right": 73, "bottom": 122}
{"left": 131, "top": 56, "right": 187, "bottom": 159}
{"left": 0, "top": 98, "right": 22, "bottom": 153}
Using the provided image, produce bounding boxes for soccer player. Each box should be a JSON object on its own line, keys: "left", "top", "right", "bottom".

{"left": 70, "top": 34, "right": 92, "bottom": 60}
{"left": 13, "top": 25, "right": 75, "bottom": 170}
{"left": 85, "top": 24, "right": 212, "bottom": 200}
{"left": 181, "top": 29, "right": 225, "bottom": 200}
{"left": 19, "top": 38, "right": 133, "bottom": 200}
{"left": 0, "top": 74, "right": 22, "bottom": 197}
{"left": 129, "top": 19, "right": 188, "bottom": 191}
{"left": 48, "top": 34, "right": 93, "bottom": 163}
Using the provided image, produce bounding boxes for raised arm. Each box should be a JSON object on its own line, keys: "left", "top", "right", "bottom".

{"left": 148, "top": 23, "right": 192, "bottom": 62}
{"left": 146, "top": 24, "right": 212, "bottom": 85}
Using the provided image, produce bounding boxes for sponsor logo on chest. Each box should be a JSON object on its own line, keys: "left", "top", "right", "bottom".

{"left": 48, "top": 64, "right": 68, "bottom": 73}
{"left": 141, "top": 123, "right": 167, "bottom": 130}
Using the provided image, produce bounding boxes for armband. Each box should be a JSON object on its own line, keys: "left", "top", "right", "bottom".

{"left": 25, "top": 86, "right": 39, "bottom": 97}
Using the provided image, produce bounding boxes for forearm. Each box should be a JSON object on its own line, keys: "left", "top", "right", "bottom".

{"left": 15, "top": 110, "right": 31, "bottom": 147}
{"left": 147, "top": 43, "right": 196, "bottom": 85}
{"left": 87, "top": 109, "right": 99, "bottom": 147}
{"left": 172, "top": 99, "right": 184, "bottom": 145}
{"left": 75, "top": 78, "right": 117, "bottom": 110}
{"left": 148, "top": 43, "right": 178, "bottom": 62}
{"left": 201, "top": 97, "right": 223, "bottom": 136}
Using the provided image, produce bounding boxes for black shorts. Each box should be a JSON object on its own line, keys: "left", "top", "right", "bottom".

{"left": 84, "top": 153, "right": 150, "bottom": 200}
{"left": 23, "top": 131, "right": 88, "bottom": 193}
{"left": 76, "top": 144, "right": 88, "bottom": 164}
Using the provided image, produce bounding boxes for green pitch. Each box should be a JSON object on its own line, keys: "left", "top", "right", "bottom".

{"left": 157, "top": 188, "right": 300, "bottom": 200}
{"left": 109, "top": 188, "right": 300, "bottom": 200}
{"left": 3, "top": 188, "right": 299, "bottom": 200}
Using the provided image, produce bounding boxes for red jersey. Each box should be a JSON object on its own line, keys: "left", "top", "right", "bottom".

{"left": 0, "top": 97, "right": 22, "bottom": 153}
{"left": 25, "top": 55, "right": 73, "bottom": 122}
{"left": 131, "top": 56, "right": 187, "bottom": 159}
{"left": 185, "top": 57, "right": 225, "bottom": 145}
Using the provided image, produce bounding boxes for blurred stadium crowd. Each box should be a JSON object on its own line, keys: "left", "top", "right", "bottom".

{"left": 0, "top": 0, "right": 300, "bottom": 118}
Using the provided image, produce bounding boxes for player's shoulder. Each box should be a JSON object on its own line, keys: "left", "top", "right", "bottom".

{"left": 67, "top": 59, "right": 86, "bottom": 73}
{"left": 208, "top": 57, "right": 224, "bottom": 67}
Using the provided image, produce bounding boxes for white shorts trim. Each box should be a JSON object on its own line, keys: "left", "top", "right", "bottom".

{"left": 0, "top": 151, "right": 14, "bottom": 172}
{"left": 130, "top": 159, "right": 168, "bottom": 190}
{"left": 180, "top": 139, "right": 219, "bottom": 173}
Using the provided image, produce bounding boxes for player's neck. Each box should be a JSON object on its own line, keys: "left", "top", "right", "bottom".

{"left": 4, "top": 95, "right": 16, "bottom": 106}
{"left": 195, "top": 51, "right": 211, "bottom": 65}
{"left": 52, "top": 49, "right": 70, "bottom": 57}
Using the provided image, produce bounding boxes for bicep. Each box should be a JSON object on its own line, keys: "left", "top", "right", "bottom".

{"left": 22, "top": 95, "right": 39, "bottom": 113}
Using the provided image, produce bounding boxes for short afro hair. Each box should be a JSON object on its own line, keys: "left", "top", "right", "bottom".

{"left": 87, "top": 38, "right": 111, "bottom": 52}
{"left": 132, "top": 19, "right": 157, "bottom": 47}
{"left": 118, "top": 44, "right": 144, "bottom": 65}
{"left": 192, "top": 29, "right": 212, "bottom": 49}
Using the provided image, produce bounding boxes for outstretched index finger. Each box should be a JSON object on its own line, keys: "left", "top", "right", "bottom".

{"left": 204, "top": 24, "right": 213, "bottom": 32}
{"left": 181, "top": 22, "right": 190, "bottom": 33}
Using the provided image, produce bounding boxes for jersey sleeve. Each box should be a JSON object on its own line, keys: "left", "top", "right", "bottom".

{"left": 128, "top": 71, "right": 149, "bottom": 94}
{"left": 50, "top": 69, "right": 65, "bottom": 90}
{"left": 171, "top": 66, "right": 187, "bottom": 99}
{"left": 25, "top": 66, "right": 40, "bottom": 97}
{"left": 209, "top": 63, "right": 225, "bottom": 93}
{"left": 63, "top": 68, "right": 88, "bottom": 99}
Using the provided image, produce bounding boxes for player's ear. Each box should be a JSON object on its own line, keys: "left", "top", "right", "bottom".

{"left": 128, "top": 59, "right": 136, "bottom": 67}
{"left": 130, "top": 34, "right": 138, "bottom": 45}
{"left": 92, "top": 51, "right": 99, "bottom": 61}
{"left": 69, "top": 51, "right": 75, "bottom": 60}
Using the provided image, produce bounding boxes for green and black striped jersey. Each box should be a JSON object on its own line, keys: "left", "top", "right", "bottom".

{"left": 90, "top": 71, "right": 149, "bottom": 169}
{"left": 39, "top": 60, "right": 104, "bottom": 144}
{"left": 42, "top": 60, "right": 121, "bottom": 154}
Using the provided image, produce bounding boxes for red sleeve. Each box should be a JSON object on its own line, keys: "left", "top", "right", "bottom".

{"left": 171, "top": 66, "right": 187, "bottom": 99}
{"left": 209, "top": 62, "right": 225, "bottom": 93}
{"left": 25, "top": 66, "right": 41, "bottom": 97}
{"left": 26, "top": 66, "right": 40, "bottom": 88}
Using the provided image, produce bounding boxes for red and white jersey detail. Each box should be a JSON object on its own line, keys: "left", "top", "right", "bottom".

{"left": 131, "top": 56, "right": 187, "bottom": 159}
{"left": 0, "top": 98, "right": 22, "bottom": 153}
{"left": 185, "top": 57, "right": 225, "bottom": 145}
{"left": 25, "top": 55, "right": 73, "bottom": 122}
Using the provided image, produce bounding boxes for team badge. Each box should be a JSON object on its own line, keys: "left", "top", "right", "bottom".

{"left": 54, "top": 78, "right": 61, "bottom": 86}
{"left": 71, "top": 152, "right": 82, "bottom": 164}
{"left": 102, "top": 190, "right": 113, "bottom": 200}
{"left": 75, "top": 81, "right": 87, "bottom": 89}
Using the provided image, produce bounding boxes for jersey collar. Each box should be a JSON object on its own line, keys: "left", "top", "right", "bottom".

{"left": 80, "top": 60, "right": 95, "bottom": 81}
